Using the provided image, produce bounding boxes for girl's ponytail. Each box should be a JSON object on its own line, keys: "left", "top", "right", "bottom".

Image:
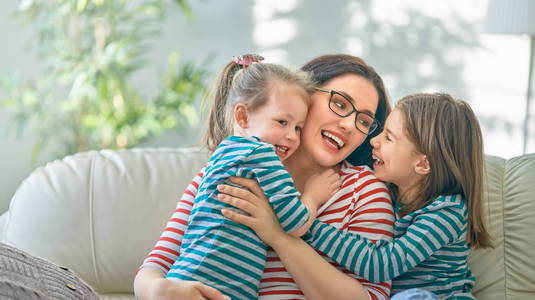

{"left": 203, "top": 54, "right": 265, "bottom": 152}
{"left": 204, "top": 61, "right": 241, "bottom": 152}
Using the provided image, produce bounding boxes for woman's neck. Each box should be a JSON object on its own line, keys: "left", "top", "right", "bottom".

{"left": 284, "top": 146, "right": 338, "bottom": 193}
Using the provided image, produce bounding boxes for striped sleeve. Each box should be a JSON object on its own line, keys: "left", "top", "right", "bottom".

{"left": 346, "top": 169, "right": 394, "bottom": 299}
{"left": 346, "top": 169, "right": 394, "bottom": 241}
{"left": 246, "top": 144, "right": 309, "bottom": 233}
{"left": 136, "top": 167, "right": 205, "bottom": 275}
{"left": 307, "top": 195, "right": 466, "bottom": 283}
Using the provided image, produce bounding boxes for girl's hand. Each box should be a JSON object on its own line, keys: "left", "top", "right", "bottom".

{"left": 217, "top": 176, "right": 286, "bottom": 246}
{"left": 301, "top": 168, "right": 341, "bottom": 210}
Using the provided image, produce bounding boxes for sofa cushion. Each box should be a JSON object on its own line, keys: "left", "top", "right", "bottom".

{"left": 468, "top": 154, "right": 535, "bottom": 300}
{"left": 1, "top": 148, "right": 209, "bottom": 295}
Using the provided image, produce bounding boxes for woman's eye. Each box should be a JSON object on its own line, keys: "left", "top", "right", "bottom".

{"left": 385, "top": 134, "right": 392, "bottom": 142}
{"left": 358, "top": 118, "right": 371, "bottom": 128}
{"left": 334, "top": 100, "right": 346, "bottom": 110}
{"left": 295, "top": 126, "right": 302, "bottom": 132}
{"left": 278, "top": 120, "right": 287, "bottom": 126}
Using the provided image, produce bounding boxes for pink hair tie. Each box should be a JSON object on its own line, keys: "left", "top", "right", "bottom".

{"left": 233, "top": 54, "right": 264, "bottom": 68}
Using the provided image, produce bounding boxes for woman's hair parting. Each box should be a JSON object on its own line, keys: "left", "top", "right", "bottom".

{"left": 395, "top": 93, "right": 491, "bottom": 248}
{"left": 204, "top": 54, "right": 315, "bottom": 151}
{"left": 301, "top": 54, "right": 391, "bottom": 168}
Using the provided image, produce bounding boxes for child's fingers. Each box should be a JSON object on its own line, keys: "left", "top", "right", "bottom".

{"left": 217, "top": 193, "right": 256, "bottom": 216}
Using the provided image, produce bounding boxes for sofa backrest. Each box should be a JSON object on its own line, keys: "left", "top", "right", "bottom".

{"left": 1, "top": 148, "right": 209, "bottom": 295}
{"left": 468, "top": 154, "right": 535, "bottom": 300}
{"left": 1, "top": 149, "right": 534, "bottom": 299}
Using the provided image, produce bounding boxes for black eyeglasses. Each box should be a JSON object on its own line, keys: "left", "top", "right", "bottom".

{"left": 315, "top": 87, "right": 379, "bottom": 135}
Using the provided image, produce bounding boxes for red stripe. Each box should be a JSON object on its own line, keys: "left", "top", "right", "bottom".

{"left": 349, "top": 217, "right": 394, "bottom": 226}
{"left": 148, "top": 253, "right": 175, "bottom": 265}
{"left": 266, "top": 256, "right": 281, "bottom": 262}
{"left": 144, "top": 259, "right": 171, "bottom": 272}
{"left": 360, "top": 187, "right": 389, "bottom": 199}
{"left": 163, "top": 226, "right": 185, "bottom": 235}
{"left": 178, "top": 199, "right": 193, "bottom": 207}
{"left": 358, "top": 207, "right": 395, "bottom": 215}
{"left": 259, "top": 289, "right": 303, "bottom": 296}
{"left": 158, "top": 236, "right": 181, "bottom": 246}
{"left": 184, "top": 189, "right": 195, "bottom": 198}
{"left": 260, "top": 277, "right": 295, "bottom": 283}
{"left": 153, "top": 246, "right": 179, "bottom": 257}
{"left": 350, "top": 226, "right": 394, "bottom": 237}
{"left": 170, "top": 215, "right": 188, "bottom": 226}
{"left": 264, "top": 267, "right": 288, "bottom": 273}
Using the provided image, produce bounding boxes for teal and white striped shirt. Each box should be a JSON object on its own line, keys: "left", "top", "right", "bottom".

{"left": 306, "top": 194, "right": 475, "bottom": 299}
{"left": 167, "top": 136, "right": 309, "bottom": 300}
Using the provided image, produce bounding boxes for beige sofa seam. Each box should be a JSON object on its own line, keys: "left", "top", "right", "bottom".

{"left": 88, "top": 153, "right": 100, "bottom": 286}
{"left": 501, "top": 158, "right": 508, "bottom": 299}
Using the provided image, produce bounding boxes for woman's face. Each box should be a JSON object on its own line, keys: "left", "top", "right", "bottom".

{"left": 301, "top": 73, "right": 379, "bottom": 167}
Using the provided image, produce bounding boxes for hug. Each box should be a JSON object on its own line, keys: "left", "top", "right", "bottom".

{"left": 134, "top": 54, "right": 490, "bottom": 300}
{"left": 2, "top": 54, "right": 533, "bottom": 300}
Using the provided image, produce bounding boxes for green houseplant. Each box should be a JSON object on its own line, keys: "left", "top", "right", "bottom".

{"left": 1, "top": 0, "right": 208, "bottom": 164}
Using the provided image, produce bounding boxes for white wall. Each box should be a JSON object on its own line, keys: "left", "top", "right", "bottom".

{"left": 1, "top": 0, "right": 533, "bottom": 214}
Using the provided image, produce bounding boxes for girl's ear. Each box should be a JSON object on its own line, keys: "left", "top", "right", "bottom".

{"left": 235, "top": 104, "right": 249, "bottom": 129}
{"left": 415, "top": 154, "right": 430, "bottom": 175}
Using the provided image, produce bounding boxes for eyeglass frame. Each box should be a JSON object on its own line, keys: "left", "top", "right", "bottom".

{"left": 314, "top": 87, "right": 380, "bottom": 136}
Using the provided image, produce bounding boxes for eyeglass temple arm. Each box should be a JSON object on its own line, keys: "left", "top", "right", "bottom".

{"left": 314, "top": 87, "right": 331, "bottom": 93}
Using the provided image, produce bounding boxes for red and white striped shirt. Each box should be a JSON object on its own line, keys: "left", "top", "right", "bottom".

{"left": 140, "top": 160, "right": 395, "bottom": 299}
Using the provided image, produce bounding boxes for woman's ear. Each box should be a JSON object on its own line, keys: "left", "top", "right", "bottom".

{"left": 235, "top": 104, "right": 249, "bottom": 129}
{"left": 414, "top": 154, "right": 430, "bottom": 175}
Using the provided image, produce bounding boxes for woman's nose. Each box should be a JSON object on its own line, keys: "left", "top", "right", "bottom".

{"left": 339, "top": 114, "right": 356, "bottom": 132}
{"left": 370, "top": 135, "right": 379, "bottom": 148}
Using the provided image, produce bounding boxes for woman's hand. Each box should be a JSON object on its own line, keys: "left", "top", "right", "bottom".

{"left": 151, "top": 279, "right": 228, "bottom": 300}
{"left": 217, "top": 176, "right": 287, "bottom": 246}
{"left": 134, "top": 267, "right": 229, "bottom": 300}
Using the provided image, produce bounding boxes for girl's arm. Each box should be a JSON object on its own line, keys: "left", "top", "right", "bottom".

{"left": 246, "top": 144, "right": 339, "bottom": 236}
{"left": 218, "top": 175, "right": 394, "bottom": 300}
{"left": 307, "top": 194, "right": 466, "bottom": 283}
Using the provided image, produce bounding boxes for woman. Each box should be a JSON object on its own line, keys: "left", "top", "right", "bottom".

{"left": 134, "top": 54, "right": 394, "bottom": 300}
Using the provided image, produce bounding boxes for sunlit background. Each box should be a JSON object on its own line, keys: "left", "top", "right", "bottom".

{"left": 1, "top": 0, "right": 533, "bottom": 214}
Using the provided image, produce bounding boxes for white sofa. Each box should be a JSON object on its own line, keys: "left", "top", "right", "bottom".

{"left": 1, "top": 148, "right": 535, "bottom": 299}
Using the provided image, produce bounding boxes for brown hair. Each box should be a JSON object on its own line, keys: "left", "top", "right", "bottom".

{"left": 394, "top": 93, "right": 491, "bottom": 248}
{"left": 301, "top": 54, "right": 391, "bottom": 168}
{"left": 204, "top": 54, "right": 315, "bottom": 151}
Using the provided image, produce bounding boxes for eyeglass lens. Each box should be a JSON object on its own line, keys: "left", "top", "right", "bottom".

{"left": 329, "top": 92, "right": 376, "bottom": 134}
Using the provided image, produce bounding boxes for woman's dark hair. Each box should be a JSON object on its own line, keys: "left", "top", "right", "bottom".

{"left": 301, "top": 54, "right": 391, "bottom": 168}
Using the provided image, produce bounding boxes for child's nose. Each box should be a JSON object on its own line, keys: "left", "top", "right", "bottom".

{"left": 287, "top": 129, "right": 298, "bottom": 141}
{"left": 370, "top": 135, "right": 379, "bottom": 148}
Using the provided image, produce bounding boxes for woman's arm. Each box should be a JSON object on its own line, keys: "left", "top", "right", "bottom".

{"left": 134, "top": 266, "right": 229, "bottom": 300}
{"left": 135, "top": 168, "right": 232, "bottom": 300}
{"left": 218, "top": 176, "right": 374, "bottom": 300}
{"left": 138, "top": 168, "right": 204, "bottom": 273}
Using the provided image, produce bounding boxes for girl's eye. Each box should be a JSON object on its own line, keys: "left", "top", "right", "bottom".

{"left": 385, "top": 134, "right": 392, "bottom": 142}
{"left": 295, "top": 126, "right": 302, "bottom": 132}
{"left": 278, "top": 120, "right": 287, "bottom": 126}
